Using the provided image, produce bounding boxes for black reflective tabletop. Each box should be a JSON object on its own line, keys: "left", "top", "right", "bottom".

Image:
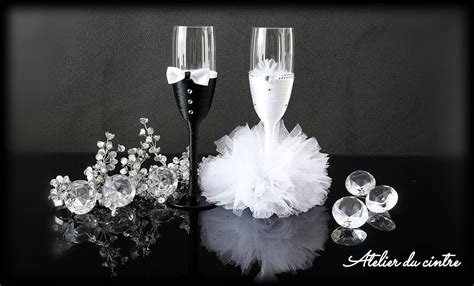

{"left": 3, "top": 154, "right": 470, "bottom": 284}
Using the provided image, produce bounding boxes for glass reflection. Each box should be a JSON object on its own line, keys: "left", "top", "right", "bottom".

{"left": 199, "top": 206, "right": 329, "bottom": 282}
{"left": 330, "top": 211, "right": 396, "bottom": 246}
{"left": 51, "top": 197, "right": 184, "bottom": 276}
{"left": 367, "top": 212, "right": 396, "bottom": 232}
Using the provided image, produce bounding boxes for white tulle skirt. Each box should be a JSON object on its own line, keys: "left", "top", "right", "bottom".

{"left": 199, "top": 120, "right": 332, "bottom": 219}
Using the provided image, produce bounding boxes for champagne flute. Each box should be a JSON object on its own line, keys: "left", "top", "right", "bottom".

{"left": 166, "top": 26, "right": 217, "bottom": 210}
{"left": 249, "top": 27, "right": 294, "bottom": 156}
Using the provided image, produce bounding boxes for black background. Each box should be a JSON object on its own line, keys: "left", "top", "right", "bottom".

{"left": 7, "top": 4, "right": 468, "bottom": 156}
{"left": 2, "top": 2, "right": 472, "bottom": 285}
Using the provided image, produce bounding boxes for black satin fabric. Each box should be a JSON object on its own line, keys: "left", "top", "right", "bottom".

{"left": 171, "top": 73, "right": 217, "bottom": 196}
{"left": 171, "top": 75, "right": 217, "bottom": 125}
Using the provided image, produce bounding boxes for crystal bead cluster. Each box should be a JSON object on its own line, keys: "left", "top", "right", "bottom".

{"left": 331, "top": 170, "right": 399, "bottom": 246}
{"left": 48, "top": 118, "right": 188, "bottom": 216}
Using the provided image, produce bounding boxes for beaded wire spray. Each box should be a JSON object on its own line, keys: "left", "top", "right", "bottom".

{"left": 48, "top": 118, "right": 190, "bottom": 216}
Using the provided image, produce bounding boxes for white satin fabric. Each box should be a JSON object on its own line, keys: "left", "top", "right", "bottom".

{"left": 249, "top": 77, "right": 294, "bottom": 130}
{"left": 166, "top": 67, "right": 217, "bottom": 86}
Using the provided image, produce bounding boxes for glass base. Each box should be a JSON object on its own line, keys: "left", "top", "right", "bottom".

{"left": 167, "top": 194, "right": 217, "bottom": 211}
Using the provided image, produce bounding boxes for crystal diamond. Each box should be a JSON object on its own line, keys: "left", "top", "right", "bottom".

{"left": 64, "top": 214, "right": 98, "bottom": 243}
{"left": 147, "top": 166, "right": 178, "bottom": 202}
{"left": 332, "top": 196, "right": 368, "bottom": 228}
{"left": 345, "top": 170, "right": 376, "bottom": 196}
{"left": 365, "top": 185, "right": 398, "bottom": 213}
{"left": 101, "top": 174, "right": 136, "bottom": 214}
{"left": 367, "top": 213, "right": 396, "bottom": 231}
{"left": 63, "top": 180, "right": 97, "bottom": 215}
{"left": 331, "top": 227, "right": 367, "bottom": 246}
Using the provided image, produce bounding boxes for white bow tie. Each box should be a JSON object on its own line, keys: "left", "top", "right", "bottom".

{"left": 166, "top": 67, "right": 218, "bottom": 86}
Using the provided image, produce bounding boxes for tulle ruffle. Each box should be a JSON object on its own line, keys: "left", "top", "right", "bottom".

{"left": 199, "top": 120, "right": 331, "bottom": 219}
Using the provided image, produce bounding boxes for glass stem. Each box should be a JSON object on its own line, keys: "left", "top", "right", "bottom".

{"left": 264, "top": 122, "right": 275, "bottom": 157}
{"left": 188, "top": 121, "right": 199, "bottom": 197}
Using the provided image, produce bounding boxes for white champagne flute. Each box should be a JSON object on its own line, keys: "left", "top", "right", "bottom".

{"left": 249, "top": 27, "right": 294, "bottom": 155}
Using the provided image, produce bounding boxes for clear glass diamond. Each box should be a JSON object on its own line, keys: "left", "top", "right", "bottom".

{"left": 63, "top": 180, "right": 97, "bottom": 215}
{"left": 332, "top": 196, "right": 369, "bottom": 228}
{"left": 366, "top": 185, "right": 398, "bottom": 213}
{"left": 367, "top": 213, "right": 396, "bottom": 231}
{"left": 331, "top": 227, "right": 367, "bottom": 246}
{"left": 345, "top": 170, "right": 376, "bottom": 196}
{"left": 64, "top": 214, "right": 98, "bottom": 243}
{"left": 147, "top": 166, "right": 178, "bottom": 202}
{"left": 101, "top": 174, "right": 136, "bottom": 214}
